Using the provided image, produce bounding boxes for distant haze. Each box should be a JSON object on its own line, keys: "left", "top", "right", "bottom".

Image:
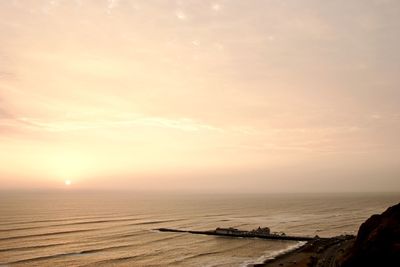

{"left": 1, "top": 0, "right": 399, "bottom": 192}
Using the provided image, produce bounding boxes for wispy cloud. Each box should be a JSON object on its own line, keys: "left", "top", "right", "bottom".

{"left": 106, "top": 0, "right": 119, "bottom": 14}
{"left": 175, "top": 10, "right": 187, "bottom": 20}
{"left": 12, "top": 115, "right": 223, "bottom": 133}
{"left": 0, "top": 107, "right": 11, "bottom": 119}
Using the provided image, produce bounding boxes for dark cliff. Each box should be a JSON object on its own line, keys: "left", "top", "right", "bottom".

{"left": 341, "top": 202, "right": 400, "bottom": 267}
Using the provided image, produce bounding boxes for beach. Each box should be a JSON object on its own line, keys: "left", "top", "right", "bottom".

{"left": 258, "top": 236, "right": 354, "bottom": 267}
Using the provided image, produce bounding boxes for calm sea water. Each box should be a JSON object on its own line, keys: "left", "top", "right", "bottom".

{"left": 0, "top": 192, "right": 399, "bottom": 266}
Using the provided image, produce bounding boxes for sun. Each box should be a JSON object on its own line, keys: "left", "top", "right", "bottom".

{"left": 64, "top": 180, "right": 72, "bottom": 186}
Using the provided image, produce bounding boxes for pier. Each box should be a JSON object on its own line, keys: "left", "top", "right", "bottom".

{"left": 156, "top": 227, "right": 316, "bottom": 242}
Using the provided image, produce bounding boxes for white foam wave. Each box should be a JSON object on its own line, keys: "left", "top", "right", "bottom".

{"left": 240, "top": 241, "right": 307, "bottom": 267}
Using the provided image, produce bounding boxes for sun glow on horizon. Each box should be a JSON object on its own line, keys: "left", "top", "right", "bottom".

{"left": 0, "top": 1, "right": 400, "bottom": 192}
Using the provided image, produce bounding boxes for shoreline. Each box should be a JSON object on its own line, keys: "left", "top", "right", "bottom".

{"left": 255, "top": 235, "right": 355, "bottom": 267}
{"left": 156, "top": 227, "right": 355, "bottom": 267}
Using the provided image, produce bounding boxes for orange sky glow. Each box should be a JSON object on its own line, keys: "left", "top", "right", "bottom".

{"left": 1, "top": 0, "right": 399, "bottom": 192}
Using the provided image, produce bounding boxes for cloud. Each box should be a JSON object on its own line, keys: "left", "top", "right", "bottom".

{"left": 0, "top": 105, "right": 21, "bottom": 135}
{"left": 106, "top": 0, "right": 119, "bottom": 14}
{"left": 371, "top": 114, "right": 381, "bottom": 119}
{"left": 211, "top": 3, "right": 221, "bottom": 11}
{"left": 0, "top": 94, "right": 13, "bottom": 119}
{"left": 13, "top": 115, "right": 222, "bottom": 133}
{"left": 224, "top": 126, "right": 363, "bottom": 153}
{"left": 175, "top": 10, "right": 187, "bottom": 20}
{"left": 0, "top": 107, "right": 11, "bottom": 119}
{"left": 0, "top": 71, "right": 16, "bottom": 80}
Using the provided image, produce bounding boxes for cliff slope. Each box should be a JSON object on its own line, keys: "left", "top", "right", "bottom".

{"left": 341, "top": 202, "right": 400, "bottom": 267}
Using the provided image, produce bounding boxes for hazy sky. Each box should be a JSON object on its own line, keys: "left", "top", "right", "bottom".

{"left": 1, "top": 0, "right": 399, "bottom": 192}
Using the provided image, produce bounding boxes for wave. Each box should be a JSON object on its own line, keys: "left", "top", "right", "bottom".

{"left": 0, "top": 218, "right": 140, "bottom": 232}
{"left": 0, "top": 229, "right": 95, "bottom": 241}
{"left": 0, "top": 218, "right": 186, "bottom": 243}
{"left": 126, "top": 218, "right": 185, "bottom": 226}
{"left": 0, "top": 242, "right": 69, "bottom": 252}
{"left": 81, "top": 254, "right": 144, "bottom": 266}
{"left": 0, "top": 217, "right": 185, "bottom": 234}
{"left": 172, "top": 251, "right": 222, "bottom": 263}
{"left": 2, "top": 233, "right": 181, "bottom": 264}
{"left": 329, "top": 223, "right": 358, "bottom": 229}
{"left": 203, "top": 213, "right": 233, "bottom": 218}
{"left": 7, "top": 251, "right": 88, "bottom": 264}
{"left": 0, "top": 214, "right": 121, "bottom": 227}
{"left": 239, "top": 241, "right": 307, "bottom": 267}
{"left": 80, "top": 238, "right": 210, "bottom": 266}
{"left": 5, "top": 243, "right": 146, "bottom": 265}
{"left": 169, "top": 241, "right": 252, "bottom": 264}
{"left": 0, "top": 217, "right": 145, "bottom": 232}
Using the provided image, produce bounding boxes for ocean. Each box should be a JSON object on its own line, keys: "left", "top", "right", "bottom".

{"left": 1, "top": 192, "right": 399, "bottom": 266}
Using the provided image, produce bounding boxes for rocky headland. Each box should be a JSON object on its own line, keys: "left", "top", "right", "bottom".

{"left": 339, "top": 202, "right": 400, "bottom": 267}
{"left": 261, "top": 202, "right": 400, "bottom": 267}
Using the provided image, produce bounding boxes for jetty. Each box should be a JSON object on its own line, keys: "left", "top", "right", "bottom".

{"left": 156, "top": 227, "right": 316, "bottom": 241}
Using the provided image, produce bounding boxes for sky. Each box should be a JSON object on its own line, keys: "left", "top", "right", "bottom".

{"left": 0, "top": 0, "right": 399, "bottom": 192}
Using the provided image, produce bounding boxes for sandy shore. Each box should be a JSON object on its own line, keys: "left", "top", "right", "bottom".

{"left": 254, "top": 236, "right": 354, "bottom": 267}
